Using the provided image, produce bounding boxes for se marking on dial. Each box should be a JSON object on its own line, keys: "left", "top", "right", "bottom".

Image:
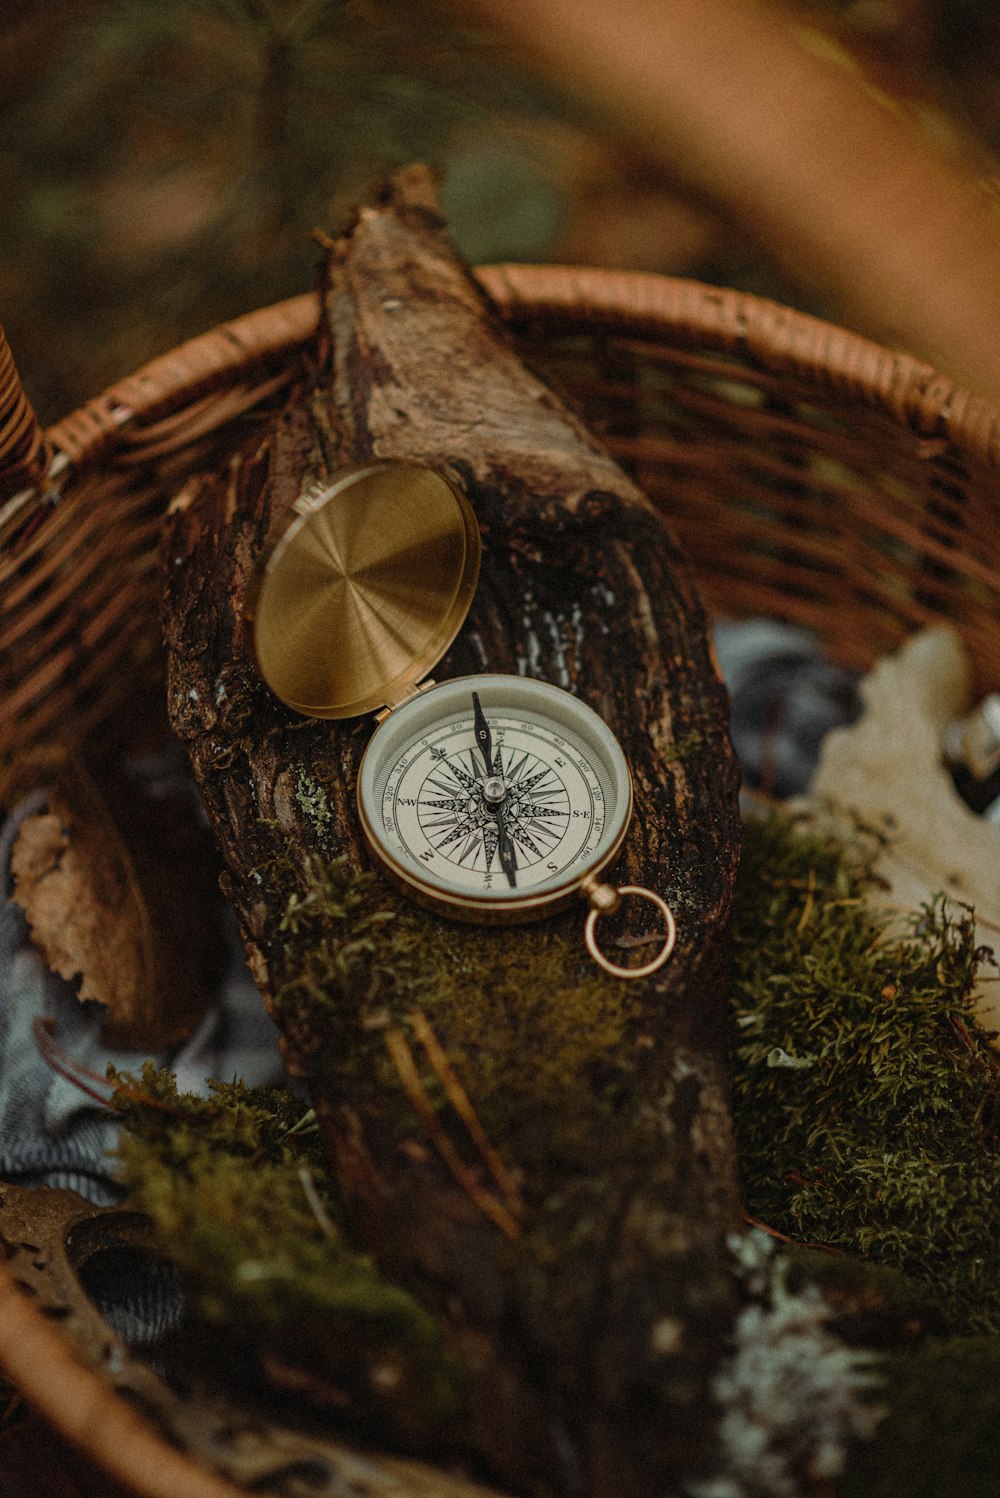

{"left": 380, "top": 712, "right": 607, "bottom": 895}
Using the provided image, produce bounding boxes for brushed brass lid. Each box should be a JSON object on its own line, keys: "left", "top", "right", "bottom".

{"left": 253, "top": 461, "right": 481, "bottom": 719}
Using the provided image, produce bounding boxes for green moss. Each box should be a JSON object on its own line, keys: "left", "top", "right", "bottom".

{"left": 660, "top": 728, "right": 704, "bottom": 763}
{"left": 730, "top": 811, "right": 1000, "bottom": 1334}
{"left": 268, "top": 853, "right": 642, "bottom": 1174}
{"left": 110, "top": 1064, "right": 463, "bottom": 1439}
{"left": 101, "top": 811, "right": 1000, "bottom": 1490}
{"left": 265, "top": 856, "right": 403, "bottom": 1079}
{"left": 108, "top": 815, "right": 1000, "bottom": 1484}
{"left": 387, "top": 920, "right": 637, "bottom": 1136}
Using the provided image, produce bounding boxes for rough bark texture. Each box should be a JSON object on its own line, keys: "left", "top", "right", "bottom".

{"left": 161, "top": 166, "right": 743, "bottom": 1498}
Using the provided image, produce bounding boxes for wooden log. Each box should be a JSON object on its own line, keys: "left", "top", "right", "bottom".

{"left": 160, "top": 165, "right": 743, "bottom": 1498}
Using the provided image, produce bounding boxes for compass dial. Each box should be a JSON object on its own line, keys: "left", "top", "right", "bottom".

{"left": 357, "top": 674, "right": 632, "bottom": 920}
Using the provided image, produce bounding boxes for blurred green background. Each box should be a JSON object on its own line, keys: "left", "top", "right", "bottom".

{"left": 2, "top": 0, "right": 999, "bottom": 422}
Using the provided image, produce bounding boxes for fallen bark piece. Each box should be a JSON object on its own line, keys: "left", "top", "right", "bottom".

{"left": 161, "top": 165, "right": 742, "bottom": 1497}
{"left": 9, "top": 753, "right": 218, "bottom": 1048}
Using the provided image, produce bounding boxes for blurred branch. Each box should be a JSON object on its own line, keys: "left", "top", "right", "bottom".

{"left": 0, "top": 0, "right": 572, "bottom": 419}
{"left": 450, "top": 0, "right": 1000, "bottom": 399}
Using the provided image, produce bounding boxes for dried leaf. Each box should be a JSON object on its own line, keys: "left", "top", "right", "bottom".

{"left": 9, "top": 755, "right": 218, "bottom": 1049}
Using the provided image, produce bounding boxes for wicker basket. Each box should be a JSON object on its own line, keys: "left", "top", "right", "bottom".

{"left": 3, "top": 263, "right": 1000, "bottom": 779}
{"left": 2, "top": 265, "right": 1000, "bottom": 1495}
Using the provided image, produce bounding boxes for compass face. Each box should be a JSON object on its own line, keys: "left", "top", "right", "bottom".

{"left": 357, "top": 674, "right": 632, "bottom": 919}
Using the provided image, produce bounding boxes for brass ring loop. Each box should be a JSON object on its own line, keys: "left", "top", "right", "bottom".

{"left": 584, "top": 885, "right": 677, "bottom": 979}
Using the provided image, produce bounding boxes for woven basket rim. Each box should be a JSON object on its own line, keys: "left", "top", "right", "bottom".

{"left": 4, "top": 260, "right": 1000, "bottom": 1497}
{"left": 38, "top": 263, "right": 1000, "bottom": 478}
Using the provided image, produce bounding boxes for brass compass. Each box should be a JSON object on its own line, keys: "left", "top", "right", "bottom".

{"left": 252, "top": 461, "right": 676, "bottom": 978}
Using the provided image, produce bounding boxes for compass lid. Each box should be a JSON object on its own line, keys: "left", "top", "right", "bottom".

{"left": 253, "top": 461, "right": 481, "bottom": 719}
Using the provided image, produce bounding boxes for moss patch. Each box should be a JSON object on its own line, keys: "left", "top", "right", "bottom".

{"left": 730, "top": 811, "right": 1000, "bottom": 1335}
{"left": 267, "top": 854, "right": 645, "bottom": 1184}
{"left": 108, "top": 815, "right": 1000, "bottom": 1486}
{"left": 111, "top": 1064, "right": 463, "bottom": 1442}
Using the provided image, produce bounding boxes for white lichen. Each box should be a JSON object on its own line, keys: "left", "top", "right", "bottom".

{"left": 764, "top": 1047, "right": 815, "bottom": 1071}
{"left": 687, "top": 1231, "right": 884, "bottom": 1498}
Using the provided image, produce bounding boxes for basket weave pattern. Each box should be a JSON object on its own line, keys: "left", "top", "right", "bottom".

{"left": 2, "top": 266, "right": 999, "bottom": 771}
{"left": 0, "top": 325, "right": 50, "bottom": 499}
{"left": 1, "top": 265, "right": 1000, "bottom": 1496}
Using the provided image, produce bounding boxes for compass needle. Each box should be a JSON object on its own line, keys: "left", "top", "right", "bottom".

{"left": 472, "top": 691, "right": 493, "bottom": 776}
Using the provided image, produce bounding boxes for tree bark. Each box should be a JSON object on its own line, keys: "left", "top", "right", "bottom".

{"left": 161, "top": 165, "right": 743, "bottom": 1498}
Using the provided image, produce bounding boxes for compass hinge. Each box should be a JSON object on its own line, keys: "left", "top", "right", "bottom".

{"left": 375, "top": 680, "right": 437, "bottom": 723}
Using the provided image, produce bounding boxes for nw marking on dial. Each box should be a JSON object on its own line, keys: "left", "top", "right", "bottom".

{"left": 416, "top": 742, "right": 571, "bottom": 874}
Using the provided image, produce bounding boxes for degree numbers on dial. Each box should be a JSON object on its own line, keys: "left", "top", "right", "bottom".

{"left": 379, "top": 710, "right": 607, "bottom": 896}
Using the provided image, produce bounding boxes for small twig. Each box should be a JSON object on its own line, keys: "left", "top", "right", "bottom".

{"left": 609, "top": 931, "right": 663, "bottom": 952}
{"left": 947, "top": 1013, "right": 996, "bottom": 1077}
{"left": 32, "top": 1018, "right": 182, "bottom": 1114}
{"left": 742, "top": 1211, "right": 846, "bottom": 1256}
{"left": 298, "top": 1164, "right": 338, "bottom": 1241}
{"left": 283, "top": 1107, "right": 318, "bottom": 1138}
{"left": 949, "top": 1014, "right": 979, "bottom": 1058}
{"left": 407, "top": 1009, "right": 523, "bottom": 1214}
{"left": 795, "top": 867, "right": 817, "bottom": 934}
{"left": 384, "top": 1026, "right": 521, "bottom": 1240}
{"left": 33, "top": 1018, "right": 115, "bottom": 1108}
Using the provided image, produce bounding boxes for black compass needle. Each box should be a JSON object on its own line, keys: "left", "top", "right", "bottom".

{"left": 494, "top": 804, "right": 518, "bottom": 888}
{"left": 472, "top": 690, "right": 493, "bottom": 775}
{"left": 472, "top": 691, "right": 518, "bottom": 888}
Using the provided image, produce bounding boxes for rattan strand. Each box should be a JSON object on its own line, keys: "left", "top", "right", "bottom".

{"left": 0, "top": 326, "right": 48, "bottom": 498}
{"left": 1, "top": 267, "right": 999, "bottom": 772}
{"left": 46, "top": 294, "right": 318, "bottom": 468}
{"left": 479, "top": 265, "right": 1000, "bottom": 460}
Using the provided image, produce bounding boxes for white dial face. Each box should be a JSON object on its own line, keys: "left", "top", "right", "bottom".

{"left": 357, "top": 675, "right": 632, "bottom": 914}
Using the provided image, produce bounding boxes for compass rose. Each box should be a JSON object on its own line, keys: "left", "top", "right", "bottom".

{"left": 417, "top": 738, "right": 569, "bottom": 874}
